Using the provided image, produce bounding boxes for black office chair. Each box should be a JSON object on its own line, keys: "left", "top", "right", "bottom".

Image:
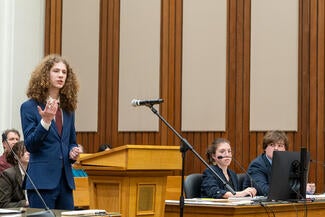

{"left": 184, "top": 173, "right": 203, "bottom": 198}
{"left": 237, "top": 173, "right": 247, "bottom": 190}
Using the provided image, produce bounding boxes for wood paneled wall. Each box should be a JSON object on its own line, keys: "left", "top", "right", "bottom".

{"left": 45, "top": 0, "right": 325, "bottom": 191}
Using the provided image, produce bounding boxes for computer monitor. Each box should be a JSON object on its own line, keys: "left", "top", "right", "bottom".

{"left": 268, "top": 148, "right": 310, "bottom": 201}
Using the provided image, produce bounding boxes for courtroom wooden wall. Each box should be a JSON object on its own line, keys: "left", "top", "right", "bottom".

{"left": 44, "top": 0, "right": 325, "bottom": 191}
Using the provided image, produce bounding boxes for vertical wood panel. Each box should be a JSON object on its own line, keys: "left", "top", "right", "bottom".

{"left": 44, "top": 0, "right": 50, "bottom": 54}
{"left": 316, "top": 0, "right": 325, "bottom": 189}
{"left": 300, "top": 0, "right": 311, "bottom": 151}
{"left": 242, "top": 0, "right": 251, "bottom": 167}
{"left": 174, "top": 0, "right": 183, "bottom": 138}
{"left": 227, "top": 0, "right": 237, "bottom": 153}
{"left": 167, "top": 0, "right": 176, "bottom": 145}
{"left": 98, "top": 0, "right": 108, "bottom": 147}
{"left": 235, "top": 0, "right": 244, "bottom": 171}
{"left": 309, "top": 0, "right": 318, "bottom": 184}
{"left": 111, "top": 0, "right": 120, "bottom": 146}
{"left": 160, "top": 0, "right": 170, "bottom": 147}
{"left": 44, "top": 0, "right": 62, "bottom": 54}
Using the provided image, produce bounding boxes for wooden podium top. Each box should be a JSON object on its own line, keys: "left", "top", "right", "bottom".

{"left": 79, "top": 144, "right": 182, "bottom": 170}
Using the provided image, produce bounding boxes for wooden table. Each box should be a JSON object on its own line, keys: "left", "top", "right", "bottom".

{"left": 165, "top": 200, "right": 325, "bottom": 217}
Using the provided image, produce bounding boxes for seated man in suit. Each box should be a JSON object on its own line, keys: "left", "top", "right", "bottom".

{"left": 243, "top": 130, "right": 316, "bottom": 196}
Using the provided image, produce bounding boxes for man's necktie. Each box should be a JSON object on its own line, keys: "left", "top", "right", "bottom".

{"left": 55, "top": 108, "right": 62, "bottom": 136}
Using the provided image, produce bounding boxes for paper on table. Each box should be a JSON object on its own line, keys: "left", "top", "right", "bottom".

{"left": 165, "top": 198, "right": 253, "bottom": 206}
{"left": 61, "top": 209, "right": 108, "bottom": 216}
{"left": 0, "top": 208, "right": 22, "bottom": 217}
{"left": 0, "top": 215, "right": 21, "bottom": 217}
{"left": 0, "top": 208, "right": 23, "bottom": 214}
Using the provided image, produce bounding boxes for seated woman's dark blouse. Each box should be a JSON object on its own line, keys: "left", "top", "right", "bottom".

{"left": 201, "top": 165, "right": 240, "bottom": 199}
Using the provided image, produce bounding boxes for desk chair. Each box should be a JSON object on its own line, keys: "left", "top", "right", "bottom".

{"left": 184, "top": 173, "right": 203, "bottom": 198}
{"left": 237, "top": 173, "right": 247, "bottom": 190}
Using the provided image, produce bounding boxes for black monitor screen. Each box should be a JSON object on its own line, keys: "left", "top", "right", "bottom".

{"left": 268, "top": 149, "right": 310, "bottom": 201}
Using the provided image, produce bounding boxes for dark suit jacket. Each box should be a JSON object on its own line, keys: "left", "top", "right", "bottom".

{"left": 243, "top": 154, "right": 272, "bottom": 196}
{"left": 0, "top": 165, "right": 27, "bottom": 208}
{"left": 201, "top": 165, "right": 239, "bottom": 198}
{"left": 20, "top": 99, "right": 77, "bottom": 190}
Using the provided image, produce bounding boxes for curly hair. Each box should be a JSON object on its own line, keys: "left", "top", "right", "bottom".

{"left": 26, "top": 54, "right": 79, "bottom": 112}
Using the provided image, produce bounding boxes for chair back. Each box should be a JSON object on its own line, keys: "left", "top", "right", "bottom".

{"left": 184, "top": 173, "right": 203, "bottom": 198}
{"left": 237, "top": 173, "right": 247, "bottom": 190}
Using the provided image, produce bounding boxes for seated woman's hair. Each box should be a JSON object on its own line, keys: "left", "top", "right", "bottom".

{"left": 98, "top": 144, "right": 112, "bottom": 152}
{"left": 206, "top": 138, "right": 230, "bottom": 165}
{"left": 6, "top": 141, "right": 26, "bottom": 165}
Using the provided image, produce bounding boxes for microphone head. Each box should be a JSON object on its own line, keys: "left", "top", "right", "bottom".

{"left": 131, "top": 99, "right": 138, "bottom": 107}
{"left": 131, "top": 99, "right": 163, "bottom": 107}
{"left": 217, "top": 156, "right": 232, "bottom": 159}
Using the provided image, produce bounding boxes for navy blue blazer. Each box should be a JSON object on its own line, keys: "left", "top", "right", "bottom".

{"left": 243, "top": 154, "right": 272, "bottom": 196}
{"left": 20, "top": 99, "right": 77, "bottom": 190}
{"left": 201, "top": 165, "right": 239, "bottom": 199}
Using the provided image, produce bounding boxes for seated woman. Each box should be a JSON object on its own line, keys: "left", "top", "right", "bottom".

{"left": 201, "top": 138, "right": 257, "bottom": 199}
{"left": 0, "top": 141, "right": 29, "bottom": 207}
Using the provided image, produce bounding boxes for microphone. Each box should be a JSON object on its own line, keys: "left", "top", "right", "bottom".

{"left": 231, "top": 157, "right": 255, "bottom": 188}
{"left": 217, "top": 156, "right": 254, "bottom": 185}
{"left": 2, "top": 137, "right": 55, "bottom": 217}
{"left": 131, "top": 99, "right": 163, "bottom": 107}
{"left": 217, "top": 156, "right": 253, "bottom": 186}
{"left": 230, "top": 157, "right": 267, "bottom": 199}
{"left": 217, "top": 156, "right": 231, "bottom": 159}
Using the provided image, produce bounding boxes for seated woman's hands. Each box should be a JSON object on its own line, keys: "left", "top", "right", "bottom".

{"left": 236, "top": 187, "right": 257, "bottom": 197}
{"left": 223, "top": 187, "right": 257, "bottom": 198}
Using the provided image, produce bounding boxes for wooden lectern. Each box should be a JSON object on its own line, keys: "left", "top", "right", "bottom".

{"left": 79, "top": 145, "right": 181, "bottom": 217}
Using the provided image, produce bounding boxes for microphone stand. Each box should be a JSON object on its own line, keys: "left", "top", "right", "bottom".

{"left": 145, "top": 104, "right": 236, "bottom": 217}
{"left": 2, "top": 137, "right": 55, "bottom": 217}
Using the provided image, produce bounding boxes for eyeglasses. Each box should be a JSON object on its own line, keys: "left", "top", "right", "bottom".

{"left": 268, "top": 142, "right": 286, "bottom": 149}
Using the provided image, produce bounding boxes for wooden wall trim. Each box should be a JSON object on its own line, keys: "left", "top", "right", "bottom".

{"left": 45, "top": 0, "right": 62, "bottom": 54}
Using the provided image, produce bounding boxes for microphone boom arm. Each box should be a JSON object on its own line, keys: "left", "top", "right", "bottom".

{"left": 146, "top": 104, "right": 236, "bottom": 217}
